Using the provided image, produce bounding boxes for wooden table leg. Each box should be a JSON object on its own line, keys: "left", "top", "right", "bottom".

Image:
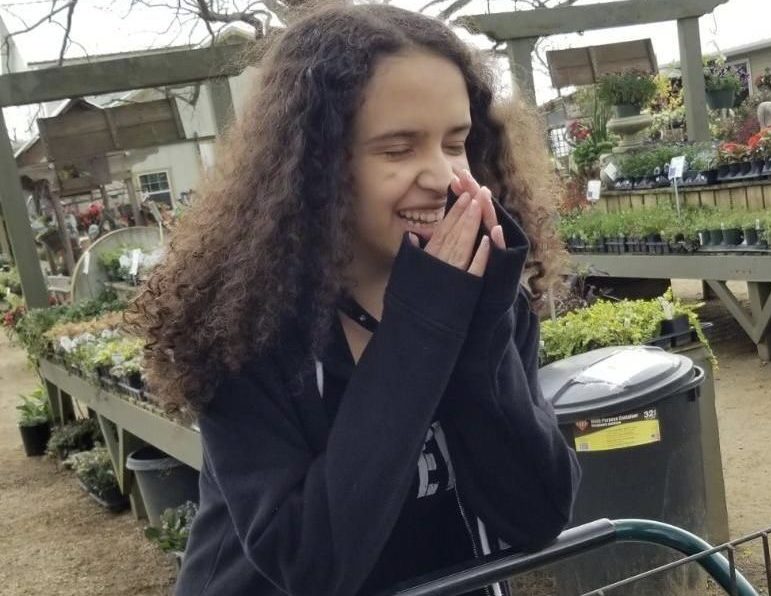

{"left": 747, "top": 281, "right": 771, "bottom": 361}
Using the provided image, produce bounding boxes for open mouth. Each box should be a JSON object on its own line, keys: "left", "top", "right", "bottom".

{"left": 396, "top": 208, "right": 444, "bottom": 226}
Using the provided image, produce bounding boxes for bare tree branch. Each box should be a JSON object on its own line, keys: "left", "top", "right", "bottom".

{"left": 57, "top": 0, "right": 78, "bottom": 65}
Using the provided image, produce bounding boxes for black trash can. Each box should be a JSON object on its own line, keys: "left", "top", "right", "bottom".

{"left": 539, "top": 345, "right": 707, "bottom": 596}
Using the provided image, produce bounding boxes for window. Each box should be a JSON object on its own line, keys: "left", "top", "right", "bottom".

{"left": 137, "top": 171, "right": 173, "bottom": 207}
{"left": 549, "top": 126, "right": 570, "bottom": 158}
{"left": 727, "top": 58, "right": 751, "bottom": 102}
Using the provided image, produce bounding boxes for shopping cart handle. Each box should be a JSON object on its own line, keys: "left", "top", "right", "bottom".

{"left": 382, "top": 518, "right": 617, "bottom": 596}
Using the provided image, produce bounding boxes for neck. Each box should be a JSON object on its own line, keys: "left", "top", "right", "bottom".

{"left": 344, "top": 260, "right": 392, "bottom": 320}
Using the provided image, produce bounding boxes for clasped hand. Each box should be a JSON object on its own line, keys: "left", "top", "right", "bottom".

{"left": 409, "top": 169, "right": 507, "bottom": 277}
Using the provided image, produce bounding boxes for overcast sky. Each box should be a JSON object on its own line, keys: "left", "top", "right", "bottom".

{"left": 1, "top": 0, "right": 769, "bottom": 140}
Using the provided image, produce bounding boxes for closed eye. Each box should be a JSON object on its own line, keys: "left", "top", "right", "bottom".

{"left": 383, "top": 148, "right": 413, "bottom": 159}
{"left": 444, "top": 144, "right": 466, "bottom": 156}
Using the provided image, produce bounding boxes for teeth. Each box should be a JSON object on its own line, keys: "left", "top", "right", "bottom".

{"left": 398, "top": 209, "right": 442, "bottom": 224}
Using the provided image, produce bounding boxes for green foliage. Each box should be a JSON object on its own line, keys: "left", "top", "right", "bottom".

{"left": 145, "top": 501, "right": 199, "bottom": 553}
{"left": 16, "top": 385, "right": 50, "bottom": 427}
{"left": 0, "top": 268, "right": 22, "bottom": 296}
{"left": 703, "top": 57, "right": 742, "bottom": 93}
{"left": 540, "top": 288, "right": 715, "bottom": 367}
{"left": 47, "top": 417, "right": 101, "bottom": 460}
{"left": 597, "top": 70, "right": 657, "bottom": 108}
{"left": 617, "top": 144, "right": 716, "bottom": 178}
{"left": 557, "top": 205, "right": 770, "bottom": 246}
{"left": 568, "top": 88, "right": 617, "bottom": 177}
{"left": 66, "top": 446, "right": 119, "bottom": 498}
{"left": 9, "top": 291, "right": 125, "bottom": 363}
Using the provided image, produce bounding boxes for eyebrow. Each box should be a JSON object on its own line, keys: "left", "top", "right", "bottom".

{"left": 365, "top": 123, "right": 472, "bottom": 145}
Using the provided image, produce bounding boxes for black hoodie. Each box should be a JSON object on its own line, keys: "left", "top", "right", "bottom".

{"left": 175, "top": 205, "right": 581, "bottom": 596}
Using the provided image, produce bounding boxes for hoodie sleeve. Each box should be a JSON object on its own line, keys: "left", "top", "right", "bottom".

{"left": 440, "top": 203, "right": 581, "bottom": 551}
{"left": 197, "top": 235, "right": 483, "bottom": 596}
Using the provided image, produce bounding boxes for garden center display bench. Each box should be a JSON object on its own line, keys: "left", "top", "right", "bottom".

{"left": 38, "top": 358, "right": 202, "bottom": 519}
{"left": 598, "top": 179, "right": 771, "bottom": 214}
{"left": 571, "top": 253, "right": 771, "bottom": 360}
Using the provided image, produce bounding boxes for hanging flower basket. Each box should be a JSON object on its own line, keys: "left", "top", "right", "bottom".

{"left": 706, "top": 88, "right": 735, "bottom": 110}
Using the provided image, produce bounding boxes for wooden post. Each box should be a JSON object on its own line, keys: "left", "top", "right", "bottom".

{"left": 49, "top": 189, "right": 76, "bottom": 275}
{"left": 208, "top": 76, "right": 235, "bottom": 136}
{"left": 506, "top": 37, "right": 537, "bottom": 105}
{"left": 677, "top": 17, "right": 710, "bottom": 143}
{"left": 0, "top": 111, "right": 47, "bottom": 307}
{"left": 124, "top": 176, "right": 145, "bottom": 226}
{"left": 0, "top": 210, "right": 11, "bottom": 257}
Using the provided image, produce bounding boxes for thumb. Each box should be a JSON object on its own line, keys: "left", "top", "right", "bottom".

{"left": 408, "top": 232, "right": 420, "bottom": 247}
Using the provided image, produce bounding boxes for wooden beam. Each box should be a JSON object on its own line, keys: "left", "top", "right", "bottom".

{"left": 0, "top": 111, "right": 48, "bottom": 306}
{"left": 0, "top": 44, "right": 249, "bottom": 108}
{"left": 506, "top": 37, "right": 537, "bottom": 105}
{"left": 678, "top": 17, "right": 711, "bottom": 143}
{"left": 465, "top": 0, "right": 728, "bottom": 40}
{"left": 208, "top": 76, "right": 235, "bottom": 135}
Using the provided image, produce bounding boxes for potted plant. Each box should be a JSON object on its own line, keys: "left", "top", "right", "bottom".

{"left": 755, "top": 67, "right": 771, "bottom": 92}
{"left": 66, "top": 446, "right": 129, "bottom": 512}
{"left": 17, "top": 386, "right": 51, "bottom": 456}
{"left": 46, "top": 417, "right": 102, "bottom": 461}
{"left": 597, "top": 70, "right": 657, "bottom": 118}
{"left": 716, "top": 142, "right": 750, "bottom": 181}
{"left": 703, "top": 57, "right": 742, "bottom": 110}
{"left": 145, "top": 501, "right": 199, "bottom": 572}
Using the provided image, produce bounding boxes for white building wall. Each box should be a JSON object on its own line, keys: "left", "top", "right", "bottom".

{"left": 129, "top": 141, "right": 203, "bottom": 206}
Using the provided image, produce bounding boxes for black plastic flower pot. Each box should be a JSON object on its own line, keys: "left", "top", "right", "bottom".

{"left": 708, "top": 229, "right": 724, "bottom": 246}
{"left": 738, "top": 161, "right": 753, "bottom": 178}
{"left": 764, "top": 160, "right": 771, "bottom": 176}
{"left": 19, "top": 423, "right": 51, "bottom": 457}
{"left": 77, "top": 479, "right": 130, "bottom": 513}
{"left": 659, "top": 314, "right": 693, "bottom": 347}
{"left": 751, "top": 159, "right": 765, "bottom": 178}
{"left": 716, "top": 165, "right": 730, "bottom": 181}
{"left": 127, "top": 371, "right": 143, "bottom": 390}
{"left": 727, "top": 163, "right": 740, "bottom": 178}
{"left": 743, "top": 228, "right": 759, "bottom": 246}
{"left": 703, "top": 169, "right": 718, "bottom": 185}
{"left": 722, "top": 228, "right": 743, "bottom": 246}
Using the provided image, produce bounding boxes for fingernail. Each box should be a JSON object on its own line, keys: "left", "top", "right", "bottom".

{"left": 408, "top": 232, "right": 419, "bottom": 246}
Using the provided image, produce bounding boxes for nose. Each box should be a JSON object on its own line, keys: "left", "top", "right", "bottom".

{"left": 415, "top": 148, "right": 457, "bottom": 197}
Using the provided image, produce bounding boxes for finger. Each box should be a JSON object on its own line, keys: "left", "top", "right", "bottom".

{"left": 468, "top": 235, "right": 490, "bottom": 277}
{"left": 408, "top": 232, "right": 420, "bottom": 247}
{"left": 461, "top": 169, "right": 481, "bottom": 195}
{"left": 478, "top": 186, "right": 498, "bottom": 233}
{"left": 491, "top": 224, "right": 506, "bottom": 249}
{"left": 425, "top": 192, "right": 470, "bottom": 256}
{"left": 449, "top": 173, "right": 463, "bottom": 197}
{"left": 445, "top": 199, "right": 481, "bottom": 269}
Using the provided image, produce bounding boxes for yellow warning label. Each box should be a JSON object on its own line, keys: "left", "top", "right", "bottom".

{"left": 573, "top": 409, "right": 661, "bottom": 452}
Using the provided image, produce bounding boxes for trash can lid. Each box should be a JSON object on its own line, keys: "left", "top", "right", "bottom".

{"left": 539, "top": 346, "right": 696, "bottom": 422}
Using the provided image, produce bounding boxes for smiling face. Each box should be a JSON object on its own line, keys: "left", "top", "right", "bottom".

{"left": 347, "top": 49, "right": 472, "bottom": 279}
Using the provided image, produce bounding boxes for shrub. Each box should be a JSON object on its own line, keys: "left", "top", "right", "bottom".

{"left": 145, "top": 501, "right": 199, "bottom": 553}
{"left": 597, "top": 70, "right": 657, "bottom": 108}
{"left": 16, "top": 386, "right": 50, "bottom": 427}
{"left": 66, "top": 446, "right": 119, "bottom": 498}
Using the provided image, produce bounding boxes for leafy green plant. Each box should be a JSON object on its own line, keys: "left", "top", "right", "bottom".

{"left": 540, "top": 288, "right": 715, "bottom": 367}
{"left": 703, "top": 57, "right": 742, "bottom": 93}
{"left": 597, "top": 70, "right": 657, "bottom": 108}
{"left": 47, "top": 418, "right": 102, "bottom": 460}
{"left": 145, "top": 501, "right": 199, "bottom": 553}
{"left": 66, "top": 446, "right": 119, "bottom": 498}
{"left": 16, "top": 386, "right": 50, "bottom": 427}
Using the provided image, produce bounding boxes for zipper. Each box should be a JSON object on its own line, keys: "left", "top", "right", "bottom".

{"left": 454, "top": 488, "right": 493, "bottom": 596}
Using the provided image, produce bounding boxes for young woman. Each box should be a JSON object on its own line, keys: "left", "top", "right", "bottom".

{"left": 130, "top": 4, "right": 580, "bottom": 595}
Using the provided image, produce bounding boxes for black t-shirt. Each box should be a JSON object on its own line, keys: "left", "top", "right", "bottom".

{"left": 321, "top": 314, "right": 489, "bottom": 596}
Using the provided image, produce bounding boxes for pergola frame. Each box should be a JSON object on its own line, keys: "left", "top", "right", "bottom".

{"left": 467, "top": 0, "right": 728, "bottom": 143}
{"left": 0, "top": 44, "right": 248, "bottom": 308}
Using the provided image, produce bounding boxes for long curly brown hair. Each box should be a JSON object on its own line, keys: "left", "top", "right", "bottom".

{"left": 127, "top": 3, "right": 565, "bottom": 413}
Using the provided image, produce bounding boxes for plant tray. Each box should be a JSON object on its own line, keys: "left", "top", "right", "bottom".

{"left": 77, "top": 479, "right": 130, "bottom": 513}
